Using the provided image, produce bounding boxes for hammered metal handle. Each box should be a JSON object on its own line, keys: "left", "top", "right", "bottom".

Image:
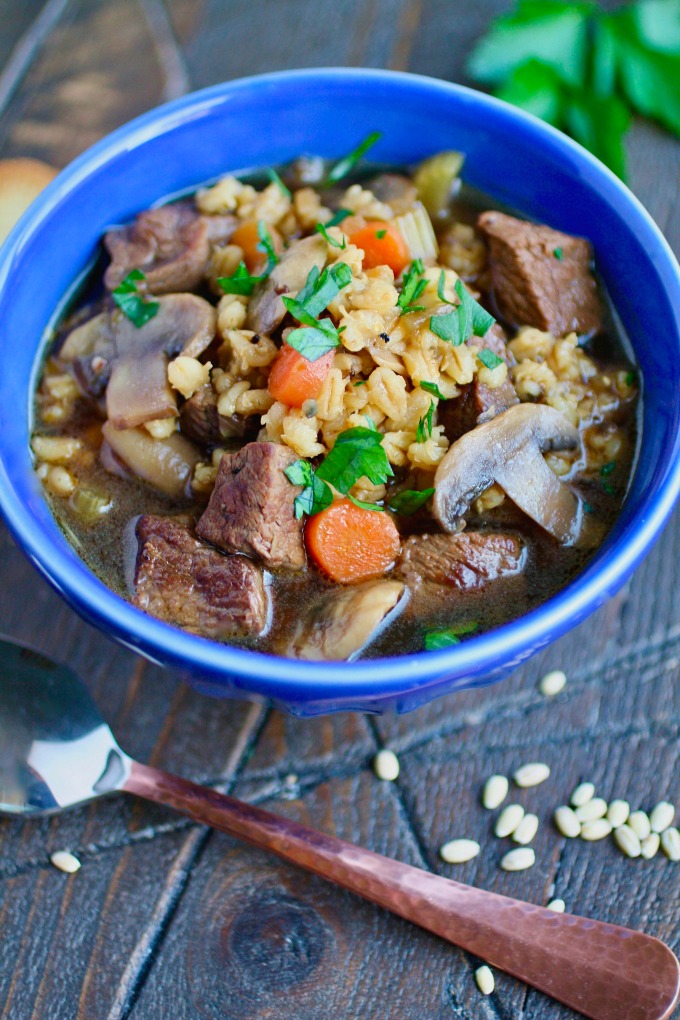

{"left": 124, "top": 760, "right": 680, "bottom": 1020}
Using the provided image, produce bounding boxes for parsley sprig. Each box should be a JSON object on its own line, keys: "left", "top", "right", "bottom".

{"left": 424, "top": 621, "right": 479, "bottom": 651}
{"left": 285, "top": 425, "right": 394, "bottom": 518}
{"left": 283, "top": 262, "right": 353, "bottom": 361}
{"left": 430, "top": 279, "right": 495, "bottom": 345}
{"left": 217, "top": 219, "right": 279, "bottom": 296}
{"left": 388, "top": 488, "right": 435, "bottom": 515}
{"left": 397, "top": 259, "right": 428, "bottom": 315}
{"left": 468, "top": 0, "right": 680, "bottom": 179}
{"left": 112, "top": 269, "right": 159, "bottom": 328}
{"left": 327, "top": 131, "right": 383, "bottom": 184}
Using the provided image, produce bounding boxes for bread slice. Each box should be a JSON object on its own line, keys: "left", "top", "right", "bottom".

{"left": 0, "top": 158, "right": 58, "bottom": 244}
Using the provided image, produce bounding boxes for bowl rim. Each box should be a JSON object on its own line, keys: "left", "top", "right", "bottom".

{"left": 1, "top": 66, "right": 680, "bottom": 702}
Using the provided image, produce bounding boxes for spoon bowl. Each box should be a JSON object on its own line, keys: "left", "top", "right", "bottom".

{"left": 1, "top": 634, "right": 678, "bottom": 1020}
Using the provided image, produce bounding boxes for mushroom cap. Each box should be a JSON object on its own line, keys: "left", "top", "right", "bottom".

{"left": 59, "top": 294, "right": 216, "bottom": 430}
{"left": 433, "top": 403, "right": 582, "bottom": 545}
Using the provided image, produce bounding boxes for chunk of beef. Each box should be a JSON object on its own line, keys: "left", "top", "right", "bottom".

{"left": 440, "top": 323, "right": 519, "bottom": 442}
{"left": 197, "top": 442, "right": 305, "bottom": 569}
{"left": 398, "top": 531, "right": 525, "bottom": 593}
{"left": 134, "top": 515, "right": 268, "bottom": 639}
{"left": 477, "top": 211, "right": 602, "bottom": 336}
{"left": 104, "top": 202, "right": 215, "bottom": 294}
{"left": 180, "top": 385, "right": 247, "bottom": 446}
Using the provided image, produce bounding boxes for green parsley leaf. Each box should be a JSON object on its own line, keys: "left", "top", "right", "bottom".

{"left": 315, "top": 222, "right": 347, "bottom": 249}
{"left": 285, "top": 459, "right": 333, "bottom": 518}
{"left": 353, "top": 379, "right": 366, "bottom": 387}
{"left": 420, "top": 380, "right": 447, "bottom": 399}
{"left": 218, "top": 261, "right": 262, "bottom": 296}
{"left": 582, "top": 500, "right": 594, "bottom": 513}
{"left": 325, "top": 208, "right": 352, "bottom": 228}
{"left": 467, "top": 0, "right": 592, "bottom": 87}
{"left": 397, "top": 259, "right": 427, "bottom": 315}
{"left": 430, "top": 280, "right": 495, "bottom": 345}
{"left": 625, "top": 369, "right": 638, "bottom": 386}
{"left": 375, "top": 228, "right": 387, "bottom": 239}
{"left": 424, "top": 620, "right": 479, "bottom": 651}
{"left": 564, "top": 89, "right": 631, "bottom": 181}
{"left": 327, "top": 130, "right": 383, "bottom": 184}
{"left": 416, "top": 401, "right": 435, "bottom": 443}
{"left": 602, "top": 480, "right": 615, "bottom": 495}
{"left": 600, "top": 459, "right": 616, "bottom": 476}
{"left": 437, "top": 269, "right": 455, "bottom": 305}
{"left": 496, "top": 59, "right": 564, "bottom": 126}
{"left": 553, "top": 247, "right": 564, "bottom": 260}
{"left": 316, "top": 426, "right": 393, "bottom": 494}
{"left": 112, "top": 269, "right": 159, "bottom": 328}
{"left": 347, "top": 494, "right": 385, "bottom": 512}
{"left": 286, "top": 261, "right": 352, "bottom": 320}
{"left": 388, "top": 488, "right": 435, "bottom": 515}
{"left": 284, "top": 459, "right": 313, "bottom": 487}
{"left": 266, "top": 167, "right": 292, "bottom": 199}
{"left": 607, "top": 5, "right": 680, "bottom": 136}
{"left": 256, "top": 220, "right": 279, "bottom": 273}
{"left": 477, "top": 349, "right": 505, "bottom": 370}
{"left": 286, "top": 323, "right": 341, "bottom": 361}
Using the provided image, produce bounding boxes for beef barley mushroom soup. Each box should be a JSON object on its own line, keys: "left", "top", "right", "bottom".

{"left": 31, "top": 139, "right": 639, "bottom": 661}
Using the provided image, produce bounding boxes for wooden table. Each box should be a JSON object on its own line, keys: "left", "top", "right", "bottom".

{"left": 1, "top": 3, "right": 678, "bottom": 1018}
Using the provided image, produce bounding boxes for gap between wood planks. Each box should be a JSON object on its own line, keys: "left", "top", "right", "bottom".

{"left": 0, "top": 0, "right": 72, "bottom": 117}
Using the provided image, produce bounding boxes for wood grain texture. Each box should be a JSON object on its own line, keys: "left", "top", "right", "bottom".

{"left": 0, "top": 0, "right": 678, "bottom": 1017}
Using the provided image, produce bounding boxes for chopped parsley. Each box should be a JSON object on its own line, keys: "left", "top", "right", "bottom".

{"left": 325, "top": 208, "right": 352, "bottom": 228}
{"left": 283, "top": 262, "right": 353, "bottom": 361}
{"left": 416, "top": 401, "right": 435, "bottom": 443}
{"left": 327, "top": 130, "right": 383, "bottom": 184}
{"left": 424, "top": 620, "right": 478, "bottom": 651}
{"left": 217, "top": 261, "right": 263, "bottom": 296}
{"left": 266, "top": 167, "right": 292, "bottom": 199}
{"left": 419, "top": 380, "right": 447, "bottom": 400}
{"left": 553, "top": 247, "right": 564, "bottom": 260}
{"left": 285, "top": 460, "right": 334, "bottom": 519}
{"left": 375, "top": 228, "right": 387, "bottom": 239}
{"left": 112, "top": 269, "right": 159, "bottom": 328}
{"left": 347, "top": 494, "right": 385, "bottom": 512}
{"left": 430, "top": 279, "right": 495, "bottom": 345}
{"left": 353, "top": 379, "right": 366, "bottom": 387}
{"left": 256, "top": 220, "right": 279, "bottom": 273}
{"left": 397, "top": 258, "right": 427, "bottom": 315}
{"left": 600, "top": 460, "right": 616, "bottom": 476}
{"left": 437, "top": 269, "right": 455, "bottom": 305}
{"left": 582, "top": 500, "right": 594, "bottom": 514}
{"left": 477, "top": 349, "right": 505, "bottom": 370}
{"left": 625, "top": 369, "right": 638, "bottom": 387}
{"left": 316, "top": 425, "right": 393, "bottom": 494}
{"left": 388, "top": 488, "right": 435, "bottom": 515}
{"left": 315, "top": 222, "right": 347, "bottom": 249}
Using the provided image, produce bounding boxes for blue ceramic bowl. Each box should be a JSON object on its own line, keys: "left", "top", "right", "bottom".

{"left": 1, "top": 69, "right": 679, "bottom": 716}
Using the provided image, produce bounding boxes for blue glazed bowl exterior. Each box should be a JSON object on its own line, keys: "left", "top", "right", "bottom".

{"left": 1, "top": 69, "right": 679, "bottom": 716}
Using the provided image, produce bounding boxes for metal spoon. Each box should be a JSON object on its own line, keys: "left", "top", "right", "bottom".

{"left": 1, "top": 635, "right": 678, "bottom": 1020}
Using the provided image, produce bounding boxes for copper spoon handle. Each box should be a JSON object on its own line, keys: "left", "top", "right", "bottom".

{"left": 124, "top": 760, "right": 679, "bottom": 1020}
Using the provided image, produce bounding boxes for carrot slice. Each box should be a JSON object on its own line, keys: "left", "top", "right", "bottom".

{"left": 305, "top": 498, "right": 401, "bottom": 584}
{"left": 268, "top": 344, "right": 334, "bottom": 407}
{"left": 231, "top": 220, "right": 281, "bottom": 275}
{"left": 348, "top": 220, "right": 410, "bottom": 275}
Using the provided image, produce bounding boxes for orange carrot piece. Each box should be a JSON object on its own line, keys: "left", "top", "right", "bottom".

{"left": 348, "top": 220, "right": 410, "bottom": 275}
{"left": 305, "top": 498, "right": 401, "bottom": 584}
{"left": 231, "top": 220, "right": 281, "bottom": 275}
{"left": 268, "top": 344, "right": 334, "bottom": 408}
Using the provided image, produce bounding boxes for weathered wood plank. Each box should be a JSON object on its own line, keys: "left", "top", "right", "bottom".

{"left": 0, "top": 0, "right": 167, "bottom": 165}
{"left": 0, "top": 1, "right": 50, "bottom": 72}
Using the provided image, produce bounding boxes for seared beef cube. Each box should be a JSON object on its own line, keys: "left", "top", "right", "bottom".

{"left": 441, "top": 323, "right": 519, "bottom": 441}
{"left": 134, "top": 515, "right": 268, "bottom": 639}
{"left": 105, "top": 202, "right": 213, "bottom": 295}
{"left": 398, "top": 531, "right": 525, "bottom": 593}
{"left": 197, "top": 442, "right": 305, "bottom": 569}
{"left": 477, "top": 211, "right": 602, "bottom": 336}
{"left": 180, "top": 385, "right": 247, "bottom": 446}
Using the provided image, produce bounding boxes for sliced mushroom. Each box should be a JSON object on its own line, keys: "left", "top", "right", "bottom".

{"left": 101, "top": 421, "right": 200, "bottom": 498}
{"left": 246, "top": 234, "right": 327, "bottom": 336}
{"left": 433, "top": 403, "right": 582, "bottom": 544}
{"left": 60, "top": 294, "right": 216, "bottom": 430}
{"left": 104, "top": 202, "right": 236, "bottom": 294}
{"left": 284, "top": 580, "right": 406, "bottom": 661}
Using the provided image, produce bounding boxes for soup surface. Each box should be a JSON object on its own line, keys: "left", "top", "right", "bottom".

{"left": 32, "top": 144, "right": 639, "bottom": 660}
